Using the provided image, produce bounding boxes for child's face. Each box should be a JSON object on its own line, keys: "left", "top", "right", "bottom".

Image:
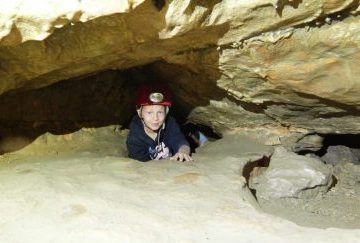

{"left": 139, "top": 105, "right": 166, "bottom": 132}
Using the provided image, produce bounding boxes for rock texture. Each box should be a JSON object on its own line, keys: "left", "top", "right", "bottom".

{"left": 2, "top": 128, "right": 360, "bottom": 240}
{"left": 322, "top": 145, "right": 360, "bottom": 165}
{"left": 250, "top": 146, "right": 333, "bottom": 200}
{"left": 1, "top": 0, "right": 360, "bottom": 148}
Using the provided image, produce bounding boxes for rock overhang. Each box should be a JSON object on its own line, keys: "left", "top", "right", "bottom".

{"left": 0, "top": 0, "right": 359, "bottom": 149}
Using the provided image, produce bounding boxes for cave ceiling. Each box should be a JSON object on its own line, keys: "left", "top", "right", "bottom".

{"left": 1, "top": 0, "right": 360, "bottom": 145}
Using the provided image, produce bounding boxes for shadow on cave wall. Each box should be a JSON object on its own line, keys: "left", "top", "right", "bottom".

{"left": 0, "top": 69, "right": 135, "bottom": 153}
{"left": 0, "top": 60, "right": 226, "bottom": 154}
{"left": 0, "top": 0, "right": 233, "bottom": 154}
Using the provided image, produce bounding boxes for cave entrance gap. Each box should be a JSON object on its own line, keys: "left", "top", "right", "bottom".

{"left": 0, "top": 61, "right": 223, "bottom": 154}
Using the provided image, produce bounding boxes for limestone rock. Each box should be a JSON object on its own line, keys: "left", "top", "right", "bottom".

{"left": 250, "top": 147, "right": 333, "bottom": 200}
{"left": 0, "top": 0, "right": 360, "bottom": 149}
{"left": 292, "top": 134, "right": 324, "bottom": 153}
{"left": 0, "top": 0, "right": 144, "bottom": 45}
{"left": 322, "top": 145, "right": 360, "bottom": 165}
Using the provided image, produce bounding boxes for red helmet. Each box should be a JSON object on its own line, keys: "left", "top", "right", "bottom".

{"left": 136, "top": 83, "right": 172, "bottom": 108}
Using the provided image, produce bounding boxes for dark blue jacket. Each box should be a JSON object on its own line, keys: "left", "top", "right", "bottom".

{"left": 126, "top": 115, "right": 189, "bottom": 162}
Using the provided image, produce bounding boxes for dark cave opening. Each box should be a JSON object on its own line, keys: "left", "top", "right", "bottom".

{"left": 296, "top": 134, "right": 360, "bottom": 165}
{"left": 315, "top": 134, "right": 360, "bottom": 165}
{"left": 0, "top": 61, "right": 223, "bottom": 154}
{"left": 317, "top": 134, "right": 360, "bottom": 155}
{"left": 181, "top": 122, "right": 222, "bottom": 153}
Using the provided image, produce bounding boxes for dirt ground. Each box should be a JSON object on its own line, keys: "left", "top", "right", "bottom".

{"left": 0, "top": 126, "right": 359, "bottom": 242}
{"left": 257, "top": 162, "right": 360, "bottom": 229}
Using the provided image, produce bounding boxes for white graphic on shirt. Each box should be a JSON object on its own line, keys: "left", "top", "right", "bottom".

{"left": 149, "top": 142, "right": 170, "bottom": 160}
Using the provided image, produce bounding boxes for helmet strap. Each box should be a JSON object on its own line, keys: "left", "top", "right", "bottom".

{"left": 137, "top": 107, "right": 142, "bottom": 117}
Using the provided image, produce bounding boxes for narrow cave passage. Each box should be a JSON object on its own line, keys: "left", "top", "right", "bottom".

{"left": 0, "top": 61, "right": 223, "bottom": 154}
{"left": 319, "top": 134, "right": 360, "bottom": 152}
{"left": 290, "top": 133, "right": 360, "bottom": 165}
{"left": 316, "top": 134, "right": 360, "bottom": 165}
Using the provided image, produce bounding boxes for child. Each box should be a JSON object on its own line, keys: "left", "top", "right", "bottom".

{"left": 126, "top": 83, "right": 193, "bottom": 162}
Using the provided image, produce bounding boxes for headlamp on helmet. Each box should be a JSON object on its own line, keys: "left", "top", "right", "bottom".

{"left": 136, "top": 83, "right": 172, "bottom": 108}
{"left": 149, "top": 92, "right": 164, "bottom": 103}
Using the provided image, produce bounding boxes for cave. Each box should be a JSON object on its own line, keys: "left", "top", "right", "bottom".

{"left": 319, "top": 134, "right": 360, "bottom": 153}
{"left": 293, "top": 133, "right": 360, "bottom": 165}
{"left": 317, "top": 134, "right": 360, "bottom": 165}
{"left": 0, "top": 61, "right": 223, "bottom": 154}
{"left": 1, "top": 0, "right": 360, "bottom": 242}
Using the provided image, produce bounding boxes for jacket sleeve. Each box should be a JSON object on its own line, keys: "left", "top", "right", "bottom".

{"left": 126, "top": 116, "right": 152, "bottom": 162}
{"left": 166, "top": 117, "right": 190, "bottom": 153}
{"left": 126, "top": 134, "right": 151, "bottom": 162}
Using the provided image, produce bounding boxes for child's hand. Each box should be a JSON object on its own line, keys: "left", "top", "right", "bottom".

{"left": 171, "top": 145, "right": 193, "bottom": 161}
{"left": 170, "top": 152, "right": 193, "bottom": 162}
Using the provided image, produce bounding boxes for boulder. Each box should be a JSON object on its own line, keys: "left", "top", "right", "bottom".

{"left": 250, "top": 147, "right": 333, "bottom": 200}
{"left": 322, "top": 145, "right": 360, "bottom": 165}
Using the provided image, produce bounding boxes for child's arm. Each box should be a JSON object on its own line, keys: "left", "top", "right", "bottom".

{"left": 166, "top": 117, "right": 193, "bottom": 161}
{"left": 126, "top": 137, "right": 151, "bottom": 162}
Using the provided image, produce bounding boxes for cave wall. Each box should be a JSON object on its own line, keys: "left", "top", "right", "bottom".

{"left": 1, "top": 0, "right": 360, "bottom": 148}
{"left": 0, "top": 70, "right": 138, "bottom": 135}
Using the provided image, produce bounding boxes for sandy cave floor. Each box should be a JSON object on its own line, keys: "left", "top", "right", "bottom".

{"left": 257, "top": 162, "right": 360, "bottom": 229}
{"left": 0, "top": 126, "right": 360, "bottom": 243}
